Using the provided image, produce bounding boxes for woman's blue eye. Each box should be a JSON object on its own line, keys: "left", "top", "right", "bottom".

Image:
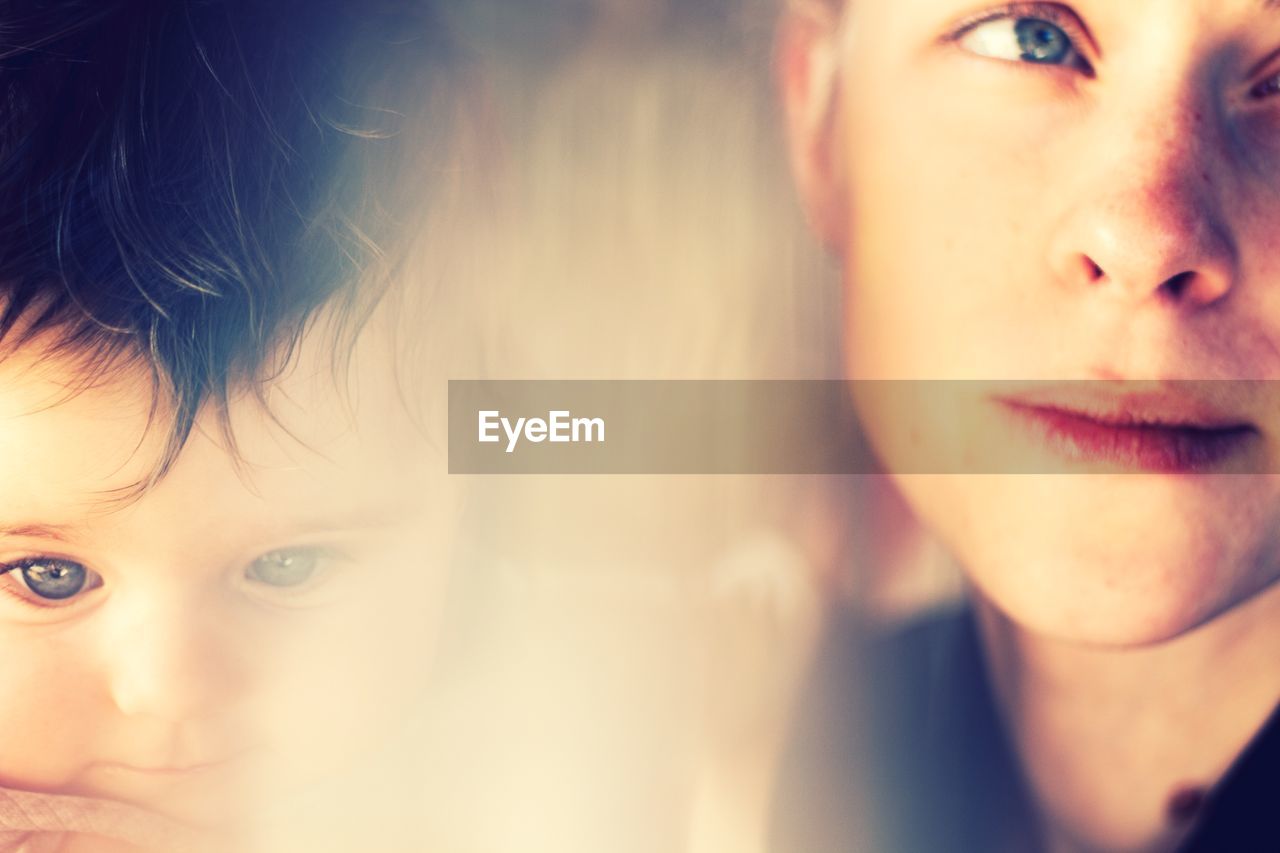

{"left": 958, "top": 16, "right": 1088, "bottom": 71}
{"left": 19, "top": 559, "right": 90, "bottom": 600}
{"left": 246, "top": 549, "right": 320, "bottom": 588}
{"left": 1014, "top": 19, "right": 1069, "bottom": 63}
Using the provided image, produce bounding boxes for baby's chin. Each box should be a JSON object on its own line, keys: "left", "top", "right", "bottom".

{"left": 50, "top": 836, "right": 144, "bottom": 853}
{"left": 0, "top": 768, "right": 235, "bottom": 851}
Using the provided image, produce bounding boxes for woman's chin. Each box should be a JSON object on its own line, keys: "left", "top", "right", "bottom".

{"left": 896, "top": 472, "right": 1280, "bottom": 647}
{"left": 966, "top": 544, "right": 1279, "bottom": 649}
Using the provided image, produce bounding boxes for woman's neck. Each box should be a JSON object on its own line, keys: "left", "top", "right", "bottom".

{"left": 976, "top": 581, "right": 1280, "bottom": 853}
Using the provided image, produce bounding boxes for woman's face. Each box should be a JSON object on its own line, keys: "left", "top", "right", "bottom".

{"left": 783, "top": 0, "right": 1280, "bottom": 644}
{"left": 0, "top": 321, "right": 456, "bottom": 828}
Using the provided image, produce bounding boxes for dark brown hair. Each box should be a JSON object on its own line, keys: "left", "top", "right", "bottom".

{"left": 0, "top": 0, "right": 463, "bottom": 486}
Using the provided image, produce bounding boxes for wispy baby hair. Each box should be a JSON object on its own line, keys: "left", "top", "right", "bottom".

{"left": 0, "top": 0, "right": 461, "bottom": 487}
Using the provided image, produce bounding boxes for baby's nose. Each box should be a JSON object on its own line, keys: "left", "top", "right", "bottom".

{"left": 101, "top": 590, "right": 246, "bottom": 722}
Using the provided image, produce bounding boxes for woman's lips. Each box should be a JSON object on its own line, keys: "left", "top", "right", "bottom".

{"left": 995, "top": 398, "right": 1258, "bottom": 472}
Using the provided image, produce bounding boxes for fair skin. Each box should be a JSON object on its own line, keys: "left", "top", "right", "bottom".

{"left": 0, "top": 312, "right": 456, "bottom": 849}
{"left": 781, "top": 1, "right": 1280, "bottom": 850}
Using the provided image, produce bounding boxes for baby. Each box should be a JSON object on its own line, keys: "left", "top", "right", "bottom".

{"left": 0, "top": 1, "right": 468, "bottom": 849}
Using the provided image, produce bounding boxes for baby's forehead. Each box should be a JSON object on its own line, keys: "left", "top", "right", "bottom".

{"left": 0, "top": 322, "right": 442, "bottom": 537}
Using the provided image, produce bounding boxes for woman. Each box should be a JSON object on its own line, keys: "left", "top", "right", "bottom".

{"left": 773, "top": 1, "right": 1280, "bottom": 851}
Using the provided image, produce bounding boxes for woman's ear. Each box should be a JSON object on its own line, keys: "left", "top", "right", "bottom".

{"left": 775, "top": 1, "right": 847, "bottom": 253}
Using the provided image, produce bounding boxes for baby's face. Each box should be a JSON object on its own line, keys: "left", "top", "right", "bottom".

{"left": 0, "top": 322, "right": 455, "bottom": 826}
{"left": 788, "top": 0, "right": 1280, "bottom": 644}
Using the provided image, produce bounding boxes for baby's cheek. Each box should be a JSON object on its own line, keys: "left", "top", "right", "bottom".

{"left": 246, "top": 583, "right": 442, "bottom": 782}
{"left": 0, "top": 632, "right": 105, "bottom": 791}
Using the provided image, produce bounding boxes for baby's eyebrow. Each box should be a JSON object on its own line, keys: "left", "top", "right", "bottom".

{"left": 0, "top": 523, "right": 77, "bottom": 542}
{"left": 262, "top": 503, "right": 426, "bottom": 538}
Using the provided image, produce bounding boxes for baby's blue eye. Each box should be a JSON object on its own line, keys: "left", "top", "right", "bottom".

{"left": 958, "top": 15, "right": 1089, "bottom": 72}
{"left": 246, "top": 549, "right": 320, "bottom": 588}
{"left": 20, "top": 559, "right": 89, "bottom": 600}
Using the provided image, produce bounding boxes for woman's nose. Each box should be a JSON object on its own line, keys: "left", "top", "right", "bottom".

{"left": 103, "top": 591, "right": 245, "bottom": 722}
{"left": 1047, "top": 101, "right": 1239, "bottom": 309}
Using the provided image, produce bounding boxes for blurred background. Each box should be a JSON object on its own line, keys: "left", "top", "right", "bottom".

{"left": 254, "top": 2, "right": 963, "bottom": 850}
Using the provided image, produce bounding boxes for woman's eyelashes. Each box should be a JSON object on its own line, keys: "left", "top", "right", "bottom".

{"left": 1251, "top": 72, "right": 1280, "bottom": 100}
{"left": 943, "top": 6, "right": 1280, "bottom": 112}
{"left": 950, "top": 4, "right": 1094, "bottom": 76}
{"left": 0, "top": 557, "right": 102, "bottom": 607}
